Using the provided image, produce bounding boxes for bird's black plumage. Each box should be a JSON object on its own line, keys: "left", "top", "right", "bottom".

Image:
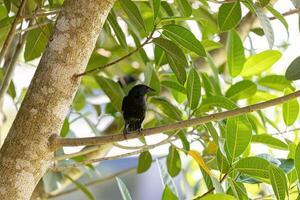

{"left": 122, "top": 84, "right": 154, "bottom": 136}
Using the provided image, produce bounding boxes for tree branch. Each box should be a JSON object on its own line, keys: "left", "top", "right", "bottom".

{"left": 75, "top": 26, "right": 156, "bottom": 77}
{"left": 0, "top": 0, "right": 27, "bottom": 65}
{"left": 52, "top": 133, "right": 176, "bottom": 170}
{"left": 51, "top": 90, "right": 300, "bottom": 149}
{"left": 269, "top": 8, "right": 300, "bottom": 20}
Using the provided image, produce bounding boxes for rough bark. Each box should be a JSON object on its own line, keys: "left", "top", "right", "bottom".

{"left": 0, "top": 0, "right": 115, "bottom": 199}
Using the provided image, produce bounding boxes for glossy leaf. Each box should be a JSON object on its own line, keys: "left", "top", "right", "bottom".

{"left": 116, "top": 177, "right": 133, "bottom": 200}
{"left": 145, "top": 64, "right": 160, "bottom": 94}
{"left": 119, "top": 0, "right": 146, "bottom": 32}
{"left": 282, "top": 89, "right": 299, "bottom": 126}
{"left": 95, "top": 76, "right": 125, "bottom": 111}
{"left": 65, "top": 175, "right": 95, "bottom": 200}
{"left": 188, "top": 150, "right": 211, "bottom": 175}
{"left": 176, "top": 0, "right": 192, "bottom": 17}
{"left": 151, "top": 97, "right": 182, "bottom": 120}
{"left": 218, "top": 2, "right": 241, "bottom": 31}
{"left": 251, "top": 134, "right": 288, "bottom": 150}
{"left": 227, "top": 179, "right": 248, "bottom": 200}
{"left": 266, "top": 5, "right": 288, "bottom": 31}
{"left": 258, "top": 75, "right": 293, "bottom": 91}
{"left": 227, "top": 30, "right": 245, "bottom": 77}
{"left": 153, "top": 37, "right": 187, "bottom": 84}
{"left": 217, "top": 150, "right": 231, "bottom": 174}
{"left": 60, "top": 118, "right": 69, "bottom": 137}
{"left": 137, "top": 151, "right": 152, "bottom": 173}
{"left": 162, "top": 24, "right": 206, "bottom": 57}
{"left": 167, "top": 145, "right": 181, "bottom": 177}
{"left": 254, "top": 5, "right": 274, "bottom": 48}
{"left": 241, "top": 50, "right": 281, "bottom": 76}
{"left": 178, "top": 130, "right": 190, "bottom": 151}
{"left": 295, "top": 143, "right": 300, "bottom": 178}
{"left": 156, "top": 159, "right": 179, "bottom": 196}
{"left": 24, "top": 23, "right": 53, "bottom": 61}
{"left": 225, "top": 116, "right": 252, "bottom": 160}
{"left": 162, "top": 186, "right": 179, "bottom": 200}
{"left": 201, "top": 194, "right": 236, "bottom": 200}
{"left": 161, "top": 80, "right": 186, "bottom": 94}
{"left": 186, "top": 68, "right": 201, "bottom": 110}
{"left": 107, "top": 10, "right": 127, "bottom": 48}
{"left": 225, "top": 80, "right": 257, "bottom": 101}
{"left": 268, "top": 165, "right": 288, "bottom": 200}
{"left": 152, "top": 0, "right": 161, "bottom": 22}
{"left": 235, "top": 157, "right": 270, "bottom": 181}
{"left": 285, "top": 56, "right": 300, "bottom": 80}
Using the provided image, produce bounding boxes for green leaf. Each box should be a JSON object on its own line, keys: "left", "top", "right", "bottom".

{"left": 186, "top": 68, "right": 201, "bottom": 110}
{"left": 152, "top": 0, "right": 161, "bottom": 22}
{"left": 295, "top": 143, "right": 300, "bottom": 182}
{"left": 145, "top": 64, "right": 160, "bottom": 94}
{"left": 95, "top": 76, "right": 125, "bottom": 111}
{"left": 72, "top": 88, "right": 86, "bottom": 111}
{"left": 197, "top": 96, "right": 237, "bottom": 114}
{"left": 137, "top": 151, "right": 152, "bottom": 173}
{"left": 162, "top": 185, "right": 179, "bottom": 200}
{"left": 226, "top": 80, "right": 257, "bottom": 101}
{"left": 285, "top": 56, "right": 300, "bottom": 80}
{"left": 235, "top": 157, "right": 270, "bottom": 181}
{"left": 226, "top": 30, "right": 245, "bottom": 77}
{"left": 176, "top": 0, "right": 192, "bottom": 17}
{"left": 227, "top": 179, "right": 248, "bottom": 200}
{"left": 167, "top": 145, "right": 181, "bottom": 177}
{"left": 225, "top": 116, "right": 252, "bottom": 161}
{"left": 254, "top": 5, "right": 274, "bottom": 48}
{"left": 116, "top": 177, "right": 133, "bottom": 200}
{"left": 266, "top": 5, "right": 288, "bottom": 31}
{"left": 200, "top": 194, "right": 236, "bottom": 200}
{"left": 166, "top": 54, "right": 187, "bottom": 85}
{"left": 251, "top": 134, "right": 288, "bottom": 150}
{"left": 217, "top": 149, "right": 230, "bottom": 174}
{"left": 150, "top": 97, "right": 182, "bottom": 120}
{"left": 24, "top": 23, "right": 53, "bottom": 61}
{"left": 153, "top": 37, "right": 187, "bottom": 84}
{"left": 258, "top": 75, "right": 293, "bottom": 91}
{"left": 107, "top": 10, "right": 127, "bottom": 48}
{"left": 60, "top": 118, "right": 69, "bottom": 137}
{"left": 156, "top": 159, "right": 179, "bottom": 196}
{"left": 178, "top": 130, "right": 190, "bottom": 151}
{"left": 162, "top": 24, "right": 206, "bottom": 57}
{"left": 258, "top": 0, "right": 270, "bottom": 7}
{"left": 119, "top": 0, "right": 146, "bottom": 32}
{"left": 282, "top": 89, "right": 299, "bottom": 126}
{"left": 241, "top": 50, "right": 281, "bottom": 76}
{"left": 65, "top": 175, "right": 95, "bottom": 200}
{"left": 161, "top": 80, "right": 186, "bottom": 94}
{"left": 218, "top": 2, "right": 241, "bottom": 31}
{"left": 268, "top": 165, "right": 288, "bottom": 200}
{"left": 154, "top": 45, "right": 167, "bottom": 67}
{"left": 202, "top": 39, "right": 223, "bottom": 51}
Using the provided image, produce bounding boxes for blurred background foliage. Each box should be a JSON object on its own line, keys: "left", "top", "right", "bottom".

{"left": 1, "top": 0, "right": 300, "bottom": 199}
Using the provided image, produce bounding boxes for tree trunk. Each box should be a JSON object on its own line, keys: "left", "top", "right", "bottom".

{"left": 0, "top": 0, "right": 115, "bottom": 199}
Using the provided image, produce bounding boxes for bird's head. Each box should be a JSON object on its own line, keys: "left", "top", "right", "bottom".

{"left": 128, "top": 84, "right": 155, "bottom": 97}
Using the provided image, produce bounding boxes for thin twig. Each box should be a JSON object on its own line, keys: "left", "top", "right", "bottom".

{"left": 75, "top": 26, "right": 157, "bottom": 77}
{"left": 193, "top": 172, "right": 229, "bottom": 199}
{"left": 0, "top": 0, "right": 27, "bottom": 65}
{"left": 15, "top": 21, "right": 52, "bottom": 34}
{"left": 51, "top": 134, "right": 176, "bottom": 171}
{"left": 269, "top": 8, "right": 300, "bottom": 20}
{"left": 20, "top": 9, "right": 62, "bottom": 20}
{"left": 51, "top": 90, "right": 300, "bottom": 149}
{"left": 47, "top": 167, "right": 136, "bottom": 198}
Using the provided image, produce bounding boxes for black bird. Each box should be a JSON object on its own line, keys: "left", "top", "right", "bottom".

{"left": 122, "top": 84, "right": 154, "bottom": 136}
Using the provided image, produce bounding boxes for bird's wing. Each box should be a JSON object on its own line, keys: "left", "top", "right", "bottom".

{"left": 121, "top": 95, "right": 129, "bottom": 113}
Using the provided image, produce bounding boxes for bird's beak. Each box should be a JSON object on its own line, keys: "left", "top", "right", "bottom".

{"left": 147, "top": 87, "right": 155, "bottom": 93}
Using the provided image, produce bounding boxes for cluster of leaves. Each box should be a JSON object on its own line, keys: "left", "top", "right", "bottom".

{"left": 2, "top": 0, "right": 300, "bottom": 199}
